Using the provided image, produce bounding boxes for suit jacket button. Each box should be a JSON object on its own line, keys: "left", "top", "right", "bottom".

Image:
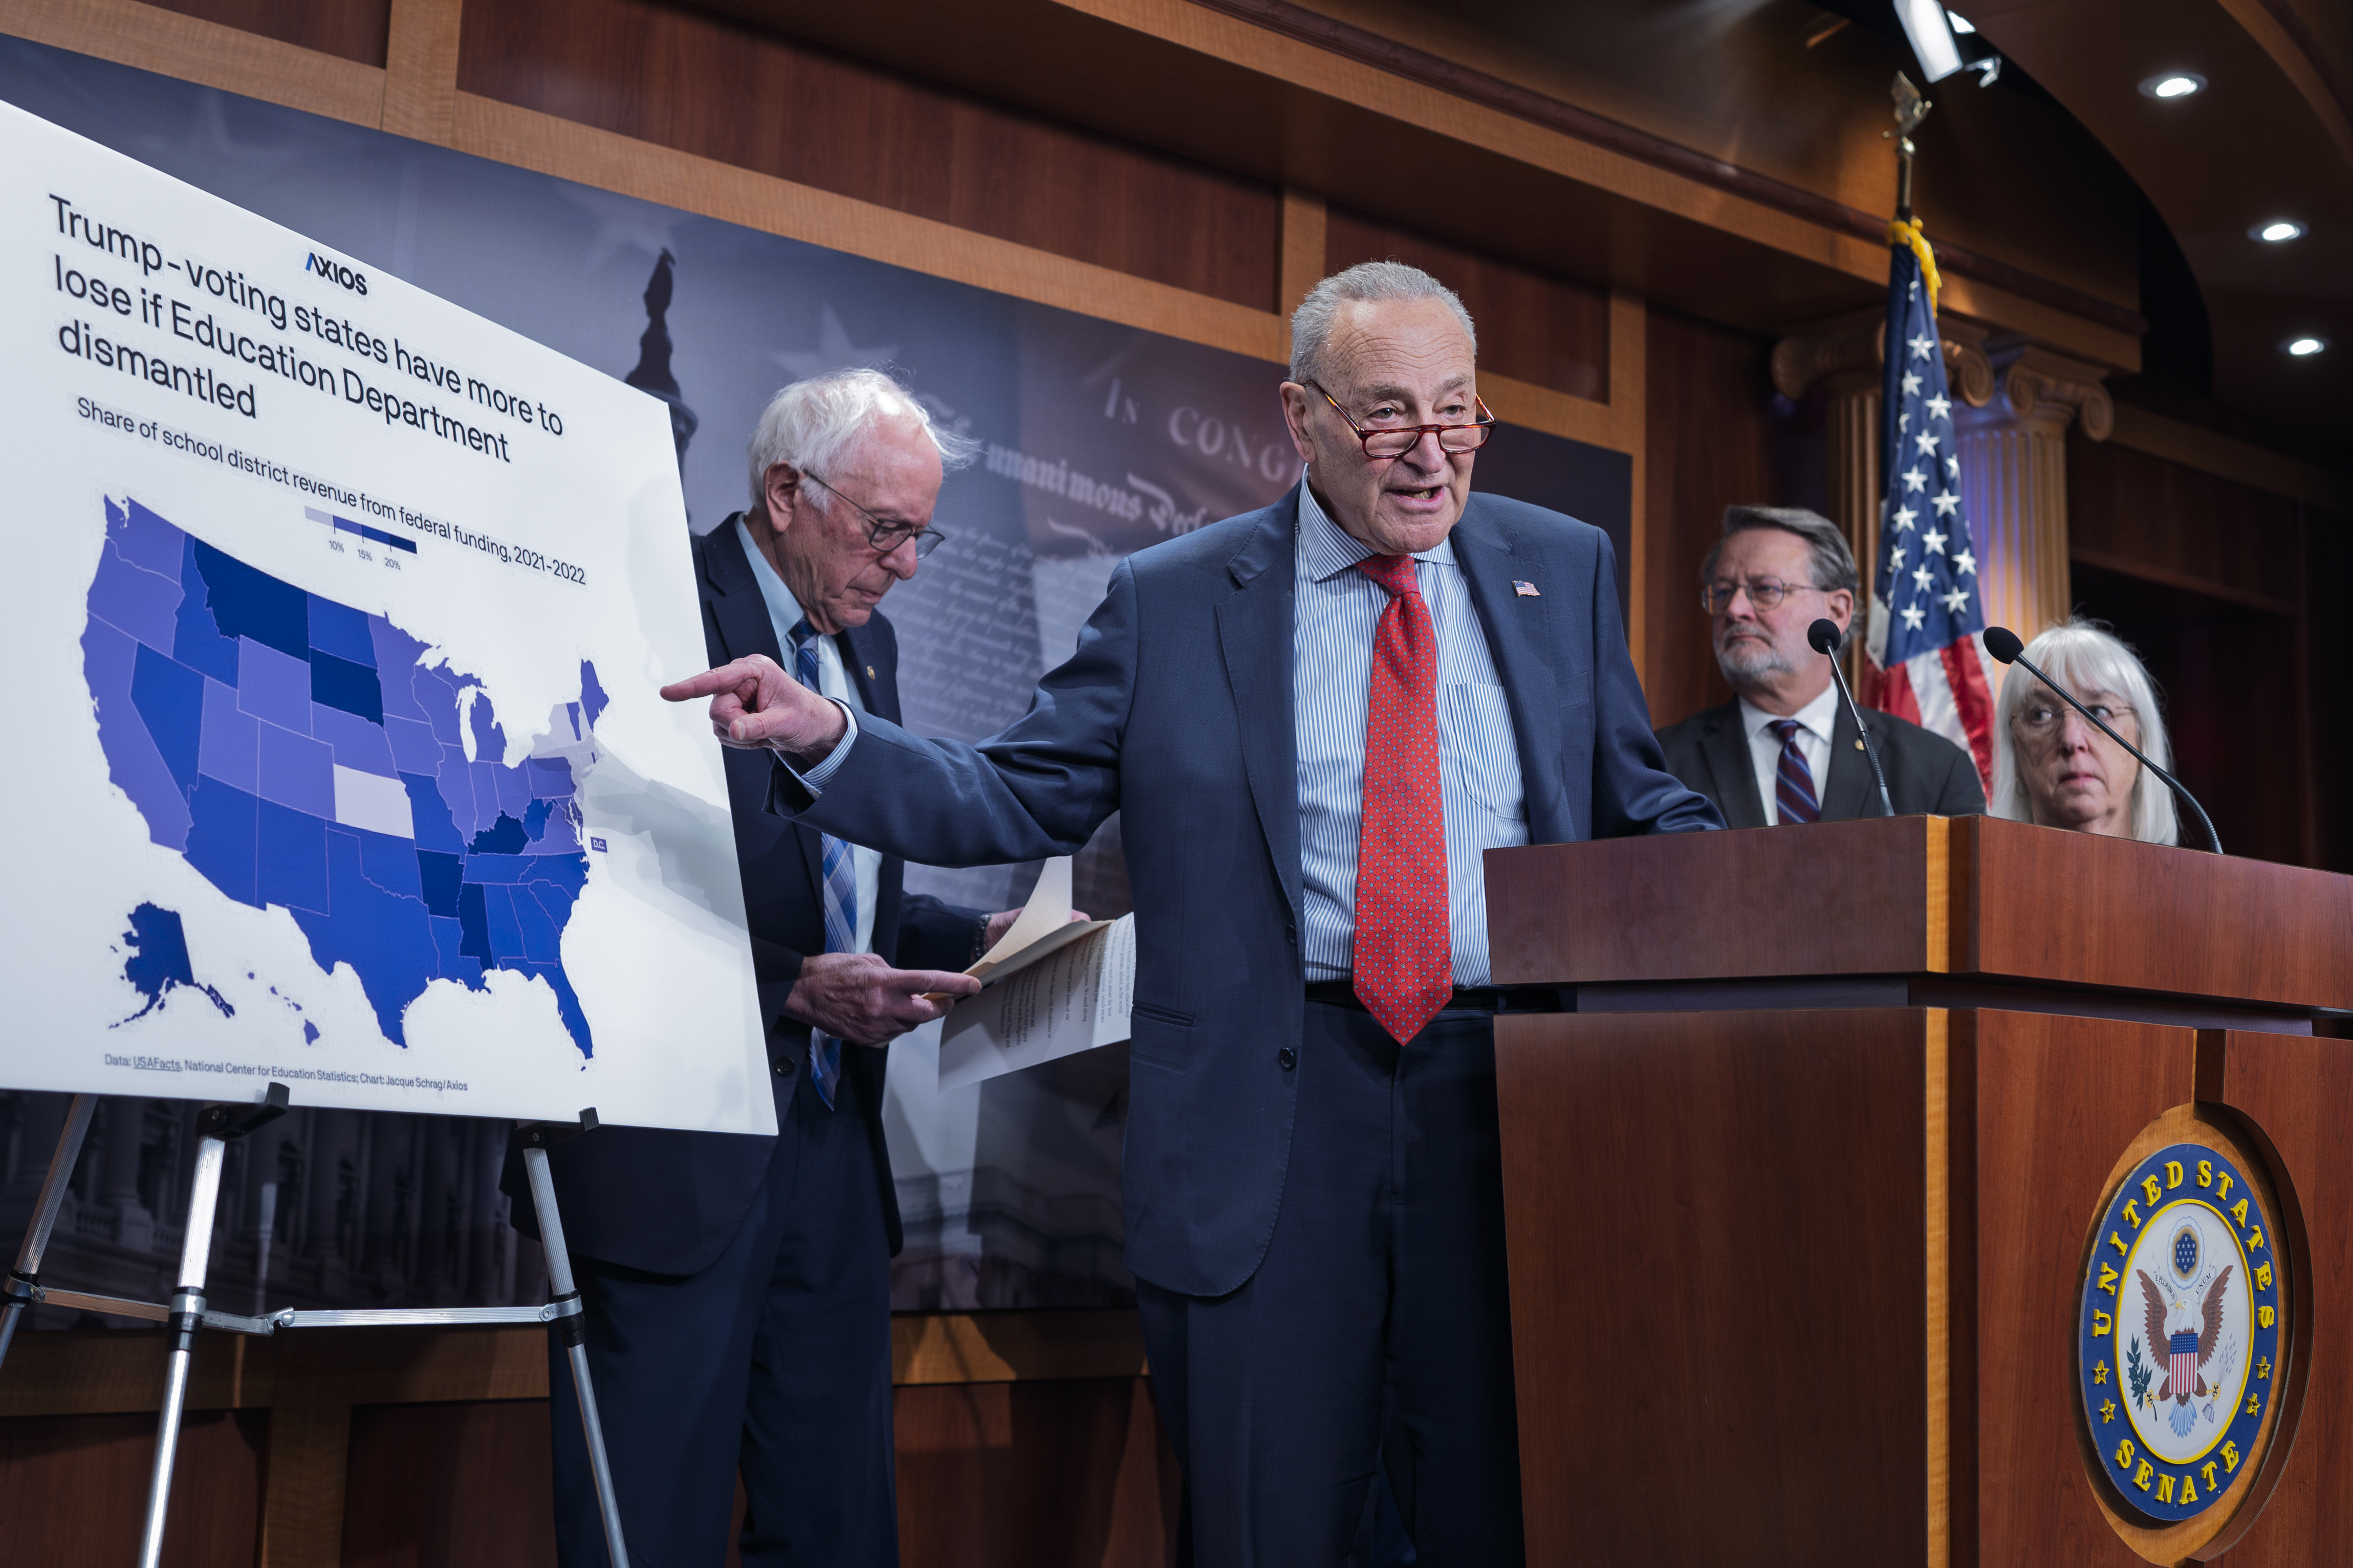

{"left": 1285, "top": 924, "right": 1298, "bottom": 944}
{"left": 1278, "top": 1048, "right": 1297, "bottom": 1070}
{"left": 775, "top": 1059, "right": 794, "bottom": 1076}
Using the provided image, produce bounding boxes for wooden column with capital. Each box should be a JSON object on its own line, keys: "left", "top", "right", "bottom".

{"left": 1952, "top": 344, "right": 2112, "bottom": 658}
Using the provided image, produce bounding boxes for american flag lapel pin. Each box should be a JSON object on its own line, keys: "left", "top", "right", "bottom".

{"left": 1512, "top": 579, "right": 1541, "bottom": 598}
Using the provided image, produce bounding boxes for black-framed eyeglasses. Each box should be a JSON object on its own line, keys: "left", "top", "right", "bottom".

{"left": 800, "top": 469, "right": 948, "bottom": 560}
{"left": 1304, "top": 380, "right": 1496, "bottom": 459}
{"left": 1701, "top": 577, "right": 1823, "bottom": 614}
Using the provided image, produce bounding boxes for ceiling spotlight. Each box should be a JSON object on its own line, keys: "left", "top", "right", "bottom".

{"left": 1894, "top": 0, "right": 1964, "bottom": 82}
{"left": 2252, "top": 220, "right": 2307, "bottom": 243}
{"left": 2140, "top": 73, "right": 2206, "bottom": 99}
{"left": 2285, "top": 337, "right": 2327, "bottom": 357}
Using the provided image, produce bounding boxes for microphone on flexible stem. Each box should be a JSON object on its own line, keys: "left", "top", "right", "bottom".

{"left": 1809, "top": 619, "right": 1894, "bottom": 818}
{"left": 1981, "top": 625, "right": 2223, "bottom": 855}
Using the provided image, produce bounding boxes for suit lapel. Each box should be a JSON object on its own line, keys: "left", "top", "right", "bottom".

{"left": 1819, "top": 700, "right": 1876, "bottom": 822}
{"left": 1214, "top": 494, "right": 1302, "bottom": 919}
{"left": 704, "top": 515, "right": 823, "bottom": 912}
{"left": 1702, "top": 704, "right": 1771, "bottom": 829}
{"left": 838, "top": 621, "right": 897, "bottom": 725}
{"left": 1448, "top": 502, "right": 1568, "bottom": 841}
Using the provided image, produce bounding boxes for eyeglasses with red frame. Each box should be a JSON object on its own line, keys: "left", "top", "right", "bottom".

{"left": 1303, "top": 379, "right": 1496, "bottom": 459}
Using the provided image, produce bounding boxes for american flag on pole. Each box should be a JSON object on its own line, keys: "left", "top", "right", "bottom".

{"left": 1863, "top": 227, "right": 1996, "bottom": 789}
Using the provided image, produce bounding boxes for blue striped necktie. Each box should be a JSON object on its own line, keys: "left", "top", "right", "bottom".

{"left": 789, "top": 619, "right": 855, "bottom": 1108}
{"left": 1769, "top": 719, "right": 1820, "bottom": 825}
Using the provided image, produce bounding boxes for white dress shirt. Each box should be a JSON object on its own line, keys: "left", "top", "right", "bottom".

{"left": 736, "top": 516, "right": 881, "bottom": 955}
{"left": 1737, "top": 682, "right": 1840, "bottom": 824}
{"left": 1293, "top": 479, "right": 1528, "bottom": 988}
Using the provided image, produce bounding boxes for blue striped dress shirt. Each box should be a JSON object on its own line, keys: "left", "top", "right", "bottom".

{"left": 1294, "top": 479, "right": 1528, "bottom": 988}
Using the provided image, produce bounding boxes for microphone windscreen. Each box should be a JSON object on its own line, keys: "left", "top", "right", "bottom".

{"left": 1983, "top": 626, "right": 2024, "bottom": 664}
{"left": 1806, "top": 618, "right": 1842, "bottom": 655}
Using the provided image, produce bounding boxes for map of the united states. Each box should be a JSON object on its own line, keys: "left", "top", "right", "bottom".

{"left": 80, "top": 496, "right": 602, "bottom": 1056}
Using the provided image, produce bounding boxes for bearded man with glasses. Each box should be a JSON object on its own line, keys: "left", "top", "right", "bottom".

{"left": 1655, "top": 504, "right": 1985, "bottom": 825}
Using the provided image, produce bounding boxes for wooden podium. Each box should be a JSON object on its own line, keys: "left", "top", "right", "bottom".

{"left": 1485, "top": 815, "right": 2353, "bottom": 1567}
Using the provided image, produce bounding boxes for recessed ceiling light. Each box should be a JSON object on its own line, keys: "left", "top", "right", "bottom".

{"left": 1946, "top": 10, "right": 1976, "bottom": 33}
{"left": 2252, "top": 220, "right": 2307, "bottom": 243}
{"left": 2285, "top": 337, "right": 2327, "bottom": 357}
{"left": 2140, "top": 73, "right": 2206, "bottom": 99}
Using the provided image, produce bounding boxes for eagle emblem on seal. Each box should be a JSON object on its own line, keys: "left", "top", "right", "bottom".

{"left": 2138, "top": 1252, "right": 2233, "bottom": 1436}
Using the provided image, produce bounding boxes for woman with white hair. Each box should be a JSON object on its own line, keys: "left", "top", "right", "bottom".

{"left": 1989, "top": 619, "right": 2180, "bottom": 844}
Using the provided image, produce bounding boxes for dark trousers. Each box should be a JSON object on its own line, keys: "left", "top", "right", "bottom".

{"left": 1137, "top": 1002, "right": 1526, "bottom": 1567}
{"left": 549, "top": 1068, "right": 897, "bottom": 1567}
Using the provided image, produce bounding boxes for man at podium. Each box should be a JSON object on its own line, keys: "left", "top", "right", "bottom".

{"left": 1656, "top": 505, "right": 1985, "bottom": 823}
{"left": 664, "top": 262, "right": 1720, "bottom": 1565}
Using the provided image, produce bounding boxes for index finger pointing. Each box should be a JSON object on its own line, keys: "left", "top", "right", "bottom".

{"left": 660, "top": 659, "right": 764, "bottom": 703}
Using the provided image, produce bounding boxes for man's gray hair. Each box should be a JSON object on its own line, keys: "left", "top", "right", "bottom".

{"left": 745, "top": 368, "right": 979, "bottom": 510}
{"left": 1700, "top": 505, "right": 1861, "bottom": 604}
{"left": 1990, "top": 619, "right": 2178, "bottom": 846}
{"left": 1289, "top": 261, "right": 1477, "bottom": 386}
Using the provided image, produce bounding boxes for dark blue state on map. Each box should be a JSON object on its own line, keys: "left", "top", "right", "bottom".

{"left": 80, "top": 497, "right": 604, "bottom": 1056}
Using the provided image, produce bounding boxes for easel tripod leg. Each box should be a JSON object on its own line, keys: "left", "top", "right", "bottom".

{"left": 0, "top": 1093, "right": 98, "bottom": 1371}
{"left": 136, "top": 1127, "right": 229, "bottom": 1568}
{"left": 524, "top": 1143, "right": 630, "bottom": 1568}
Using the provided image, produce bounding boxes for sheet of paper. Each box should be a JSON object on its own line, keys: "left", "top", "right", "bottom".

{"left": 970, "top": 856, "right": 1074, "bottom": 974}
{"left": 939, "top": 915, "right": 1135, "bottom": 1090}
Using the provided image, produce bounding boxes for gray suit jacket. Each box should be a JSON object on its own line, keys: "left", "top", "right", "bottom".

{"left": 1654, "top": 695, "right": 1986, "bottom": 827}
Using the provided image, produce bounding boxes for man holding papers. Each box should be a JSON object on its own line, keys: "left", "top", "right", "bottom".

{"left": 666, "top": 266, "right": 1720, "bottom": 1564}
{"left": 532, "top": 371, "right": 1034, "bottom": 1567}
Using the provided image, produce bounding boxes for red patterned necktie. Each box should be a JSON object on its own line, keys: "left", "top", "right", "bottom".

{"left": 1353, "top": 554, "right": 1454, "bottom": 1044}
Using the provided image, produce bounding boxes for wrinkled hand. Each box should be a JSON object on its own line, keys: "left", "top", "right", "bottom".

{"left": 659, "top": 655, "right": 846, "bottom": 759}
{"left": 785, "top": 953, "right": 980, "bottom": 1046}
{"left": 983, "top": 907, "right": 1094, "bottom": 949}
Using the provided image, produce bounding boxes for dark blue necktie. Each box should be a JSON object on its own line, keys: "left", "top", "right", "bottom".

{"left": 1770, "top": 719, "right": 1820, "bottom": 825}
{"left": 788, "top": 619, "right": 855, "bottom": 1107}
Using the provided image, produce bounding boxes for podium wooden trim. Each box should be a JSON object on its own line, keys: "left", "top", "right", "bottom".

{"left": 1484, "top": 816, "right": 2350, "bottom": 1567}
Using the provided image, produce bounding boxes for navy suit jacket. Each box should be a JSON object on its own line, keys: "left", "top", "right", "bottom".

{"left": 1654, "top": 697, "right": 1986, "bottom": 826}
{"left": 771, "top": 488, "right": 1720, "bottom": 1296}
{"left": 506, "top": 519, "right": 978, "bottom": 1277}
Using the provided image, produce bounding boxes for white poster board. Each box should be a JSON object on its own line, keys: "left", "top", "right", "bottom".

{"left": 0, "top": 102, "right": 773, "bottom": 1135}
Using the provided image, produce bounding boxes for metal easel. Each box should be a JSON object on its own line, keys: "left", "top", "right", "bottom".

{"left": 0, "top": 1086, "right": 630, "bottom": 1568}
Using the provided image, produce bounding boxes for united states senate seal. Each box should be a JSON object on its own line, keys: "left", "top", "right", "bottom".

{"left": 2079, "top": 1140, "right": 2282, "bottom": 1525}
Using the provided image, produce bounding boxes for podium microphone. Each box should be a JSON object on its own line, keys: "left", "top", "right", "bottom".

{"left": 1982, "top": 626, "right": 2223, "bottom": 855}
{"left": 1809, "top": 619, "right": 1894, "bottom": 818}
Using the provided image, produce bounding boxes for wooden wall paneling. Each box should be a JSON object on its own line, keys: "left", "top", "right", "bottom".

{"left": 380, "top": 0, "right": 462, "bottom": 144}
{"left": 1322, "top": 204, "right": 1609, "bottom": 401}
{"left": 137, "top": 0, "right": 390, "bottom": 66}
{"left": 2104, "top": 405, "right": 2353, "bottom": 515}
{"left": 1640, "top": 304, "right": 1772, "bottom": 727}
{"left": 2303, "top": 506, "right": 2353, "bottom": 875}
{"left": 340, "top": 1400, "right": 557, "bottom": 1567}
{"left": 258, "top": 1331, "right": 357, "bottom": 1568}
{"left": 2211, "top": 1030, "right": 2353, "bottom": 1565}
{"left": 1493, "top": 1007, "right": 1930, "bottom": 1566}
{"left": 454, "top": 0, "right": 1279, "bottom": 308}
{"left": 2, "top": 0, "right": 388, "bottom": 125}
{"left": 2068, "top": 436, "right": 2305, "bottom": 614}
{"left": 894, "top": 1376, "right": 1177, "bottom": 1567}
{"left": 1969, "top": 1008, "right": 2194, "bottom": 1566}
{"left": 0, "top": 1406, "right": 266, "bottom": 1566}
{"left": 1277, "top": 188, "right": 1326, "bottom": 324}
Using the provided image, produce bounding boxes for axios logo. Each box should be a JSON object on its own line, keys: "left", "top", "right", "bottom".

{"left": 304, "top": 252, "right": 368, "bottom": 296}
{"left": 2080, "top": 1140, "right": 2282, "bottom": 1526}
